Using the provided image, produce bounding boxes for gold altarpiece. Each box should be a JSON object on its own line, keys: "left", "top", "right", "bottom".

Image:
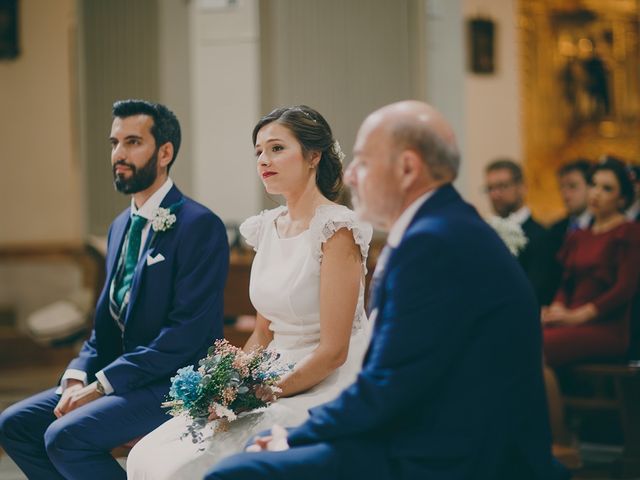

{"left": 519, "top": 0, "right": 640, "bottom": 222}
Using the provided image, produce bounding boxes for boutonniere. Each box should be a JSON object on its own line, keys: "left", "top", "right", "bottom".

{"left": 151, "top": 200, "right": 184, "bottom": 233}
{"left": 147, "top": 200, "right": 185, "bottom": 249}
{"left": 487, "top": 215, "right": 528, "bottom": 256}
{"left": 151, "top": 207, "right": 177, "bottom": 232}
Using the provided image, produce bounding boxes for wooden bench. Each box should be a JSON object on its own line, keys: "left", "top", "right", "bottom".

{"left": 562, "top": 361, "right": 640, "bottom": 477}
{"left": 553, "top": 291, "right": 640, "bottom": 477}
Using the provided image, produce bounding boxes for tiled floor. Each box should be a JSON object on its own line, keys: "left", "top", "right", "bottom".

{"left": 0, "top": 451, "right": 127, "bottom": 479}
{"left": 0, "top": 364, "right": 64, "bottom": 480}
{"left": 0, "top": 456, "right": 25, "bottom": 480}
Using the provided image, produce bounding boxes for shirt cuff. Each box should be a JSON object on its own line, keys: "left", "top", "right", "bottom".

{"left": 55, "top": 369, "right": 88, "bottom": 394}
{"left": 95, "top": 370, "right": 115, "bottom": 395}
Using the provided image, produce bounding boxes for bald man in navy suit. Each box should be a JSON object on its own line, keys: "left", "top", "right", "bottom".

{"left": 206, "top": 101, "right": 569, "bottom": 480}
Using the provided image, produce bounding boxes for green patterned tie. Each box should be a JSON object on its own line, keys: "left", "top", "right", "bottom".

{"left": 115, "top": 214, "right": 147, "bottom": 307}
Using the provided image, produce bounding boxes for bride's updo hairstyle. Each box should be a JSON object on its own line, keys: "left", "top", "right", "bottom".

{"left": 252, "top": 105, "right": 344, "bottom": 201}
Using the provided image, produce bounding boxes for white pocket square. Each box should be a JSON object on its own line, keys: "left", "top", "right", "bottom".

{"left": 146, "top": 253, "right": 165, "bottom": 266}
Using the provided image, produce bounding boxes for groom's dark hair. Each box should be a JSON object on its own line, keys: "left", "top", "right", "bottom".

{"left": 112, "top": 99, "right": 182, "bottom": 171}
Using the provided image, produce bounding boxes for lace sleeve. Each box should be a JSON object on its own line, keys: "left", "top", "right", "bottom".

{"left": 239, "top": 206, "right": 286, "bottom": 251}
{"left": 239, "top": 213, "right": 264, "bottom": 251}
{"left": 309, "top": 205, "right": 373, "bottom": 273}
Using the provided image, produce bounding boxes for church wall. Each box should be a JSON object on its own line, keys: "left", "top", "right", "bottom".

{"left": 462, "top": 0, "right": 523, "bottom": 216}
{"left": 0, "top": 0, "right": 83, "bottom": 246}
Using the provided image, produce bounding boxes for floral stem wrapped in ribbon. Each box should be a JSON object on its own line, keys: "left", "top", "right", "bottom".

{"left": 163, "top": 339, "right": 292, "bottom": 445}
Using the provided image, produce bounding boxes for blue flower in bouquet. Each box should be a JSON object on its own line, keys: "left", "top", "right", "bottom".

{"left": 163, "top": 340, "right": 294, "bottom": 446}
{"left": 169, "top": 366, "right": 202, "bottom": 408}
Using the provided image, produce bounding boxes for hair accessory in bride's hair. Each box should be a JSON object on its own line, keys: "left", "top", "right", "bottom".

{"left": 294, "top": 107, "right": 317, "bottom": 123}
{"left": 331, "top": 140, "right": 346, "bottom": 163}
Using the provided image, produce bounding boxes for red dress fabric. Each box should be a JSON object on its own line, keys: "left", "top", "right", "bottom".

{"left": 543, "top": 221, "right": 640, "bottom": 367}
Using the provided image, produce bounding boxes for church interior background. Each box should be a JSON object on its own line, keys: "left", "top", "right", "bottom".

{"left": 0, "top": 0, "right": 638, "bottom": 478}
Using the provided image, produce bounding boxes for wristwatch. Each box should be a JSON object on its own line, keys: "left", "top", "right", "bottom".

{"left": 95, "top": 379, "right": 106, "bottom": 395}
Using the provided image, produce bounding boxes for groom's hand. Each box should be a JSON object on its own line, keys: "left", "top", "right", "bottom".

{"left": 54, "top": 381, "right": 104, "bottom": 418}
{"left": 54, "top": 380, "right": 84, "bottom": 418}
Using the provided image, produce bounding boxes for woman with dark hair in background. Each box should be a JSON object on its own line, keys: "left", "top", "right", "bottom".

{"left": 542, "top": 157, "right": 640, "bottom": 366}
{"left": 127, "top": 106, "right": 372, "bottom": 479}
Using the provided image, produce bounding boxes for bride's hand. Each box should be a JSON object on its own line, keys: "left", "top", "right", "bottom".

{"left": 255, "top": 385, "right": 278, "bottom": 403}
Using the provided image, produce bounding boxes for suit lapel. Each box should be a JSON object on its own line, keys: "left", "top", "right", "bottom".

{"left": 124, "top": 185, "right": 184, "bottom": 324}
{"left": 363, "top": 184, "right": 462, "bottom": 365}
{"left": 106, "top": 211, "right": 131, "bottom": 286}
{"left": 369, "top": 185, "right": 458, "bottom": 313}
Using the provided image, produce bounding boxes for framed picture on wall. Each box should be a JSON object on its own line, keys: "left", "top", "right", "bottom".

{"left": 0, "top": 0, "right": 18, "bottom": 60}
{"left": 468, "top": 17, "right": 495, "bottom": 74}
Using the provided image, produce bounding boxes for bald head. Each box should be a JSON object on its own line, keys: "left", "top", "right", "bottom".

{"left": 363, "top": 100, "right": 460, "bottom": 181}
{"left": 346, "top": 101, "right": 460, "bottom": 230}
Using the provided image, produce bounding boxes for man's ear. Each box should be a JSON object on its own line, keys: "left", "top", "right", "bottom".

{"left": 158, "top": 142, "right": 174, "bottom": 169}
{"left": 398, "top": 150, "right": 422, "bottom": 190}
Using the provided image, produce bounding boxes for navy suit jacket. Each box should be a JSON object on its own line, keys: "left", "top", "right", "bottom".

{"left": 286, "top": 185, "right": 556, "bottom": 479}
{"left": 66, "top": 185, "right": 229, "bottom": 396}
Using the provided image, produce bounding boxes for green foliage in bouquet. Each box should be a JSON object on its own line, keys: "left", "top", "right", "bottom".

{"left": 163, "top": 339, "right": 291, "bottom": 445}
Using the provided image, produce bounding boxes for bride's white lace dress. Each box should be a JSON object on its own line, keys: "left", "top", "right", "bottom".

{"left": 126, "top": 204, "right": 372, "bottom": 480}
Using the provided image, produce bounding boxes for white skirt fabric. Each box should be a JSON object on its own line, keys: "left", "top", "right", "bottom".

{"left": 126, "top": 329, "right": 369, "bottom": 480}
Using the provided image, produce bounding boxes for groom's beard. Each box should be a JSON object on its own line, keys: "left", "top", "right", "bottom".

{"left": 113, "top": 150, "right": 159, "bottom": 194}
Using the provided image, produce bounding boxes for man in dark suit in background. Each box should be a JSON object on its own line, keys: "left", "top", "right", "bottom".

{"left": 626, "top": 164, "right": 640, "bottom": 222}
{"left": 0, "top": 100, "right": 229, "bottom": 479}
{"left": 548, "top": 159, "right": 593, "bottom": 298}
{"left": 549, "top": 159, "right": 593, "bottom": 239}
{"left": 485, "top": 159, "right": 554, "bottom": 305}
{"left": 206, "top": 101, "right": 567, "bottom": 480}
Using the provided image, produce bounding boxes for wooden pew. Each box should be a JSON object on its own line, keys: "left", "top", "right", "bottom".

{"left": 562, "top": 362, "right": 640, "bottom": 477}
{"left": 560, "top": 293, "right": 640, "bottom": 477}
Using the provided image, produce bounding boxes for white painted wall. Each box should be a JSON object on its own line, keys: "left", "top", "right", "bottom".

{"left": 189, "top": 0, "right": 262, "bottom": 224}
{"left": 0, "top": 0, "right": 523, "bottom": 241}
{"left": 159, "top": 0, "right": 193, "bottom": 196}
{"left": 423, "top": 0, "right": 467, "bottom": 196}
{"left": 420, "top": 0, "right": 522, "bottom": 216}
{"left": 0, "top": 0, "right": 83, "bottom": 245}
{"left": 463, "top": 0, "right": 522, "bottom": 216}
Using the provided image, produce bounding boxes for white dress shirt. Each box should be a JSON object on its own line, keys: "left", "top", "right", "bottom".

{"left": 386, "top": 189, "right": 436, "bottom": 248}
{"left": 368, "top": 189, "right": 436, "bottom": 332}
{"left": 506, "top": 206, "right": 531, "bottom": 226}
{"left": 626, "top": 200, "right": 640, "bottom": 222}
{"left": 572, "top": 210, "right": 593, "bottom": 230}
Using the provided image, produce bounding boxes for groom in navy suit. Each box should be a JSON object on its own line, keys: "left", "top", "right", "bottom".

{"left": 206, "top": 101, "right": 568, "bottom": 480}
{"left": 0, "top": 100, "right": 229, "bottom": 479}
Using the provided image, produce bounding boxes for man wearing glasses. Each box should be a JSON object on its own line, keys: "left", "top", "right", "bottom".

{"left": 485, "top": 159, "right": 554, "bottom": 306}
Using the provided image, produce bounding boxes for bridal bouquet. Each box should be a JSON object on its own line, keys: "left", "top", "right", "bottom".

{"left": 487, "top": 216, "right": 528, "bottom": 256}
{"left": 163, "top": 339, "right": 291, "bottom": 444}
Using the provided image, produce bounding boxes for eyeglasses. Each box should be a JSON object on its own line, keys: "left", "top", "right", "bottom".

{"left": 483, "top": 181, "right": 516, "bottom": 193}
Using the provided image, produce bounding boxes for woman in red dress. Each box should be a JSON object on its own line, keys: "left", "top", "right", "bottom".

{"left": 543, "top": 157, "right": 640, "bottom": 367}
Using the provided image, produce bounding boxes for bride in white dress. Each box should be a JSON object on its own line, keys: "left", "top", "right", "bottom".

{"left": 126, "top": 105, "right": 373, "bottom": 480}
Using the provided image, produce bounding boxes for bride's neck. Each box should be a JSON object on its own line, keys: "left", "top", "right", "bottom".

{"left": 284, "top": 181, "right": 327, "bottom": 222}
